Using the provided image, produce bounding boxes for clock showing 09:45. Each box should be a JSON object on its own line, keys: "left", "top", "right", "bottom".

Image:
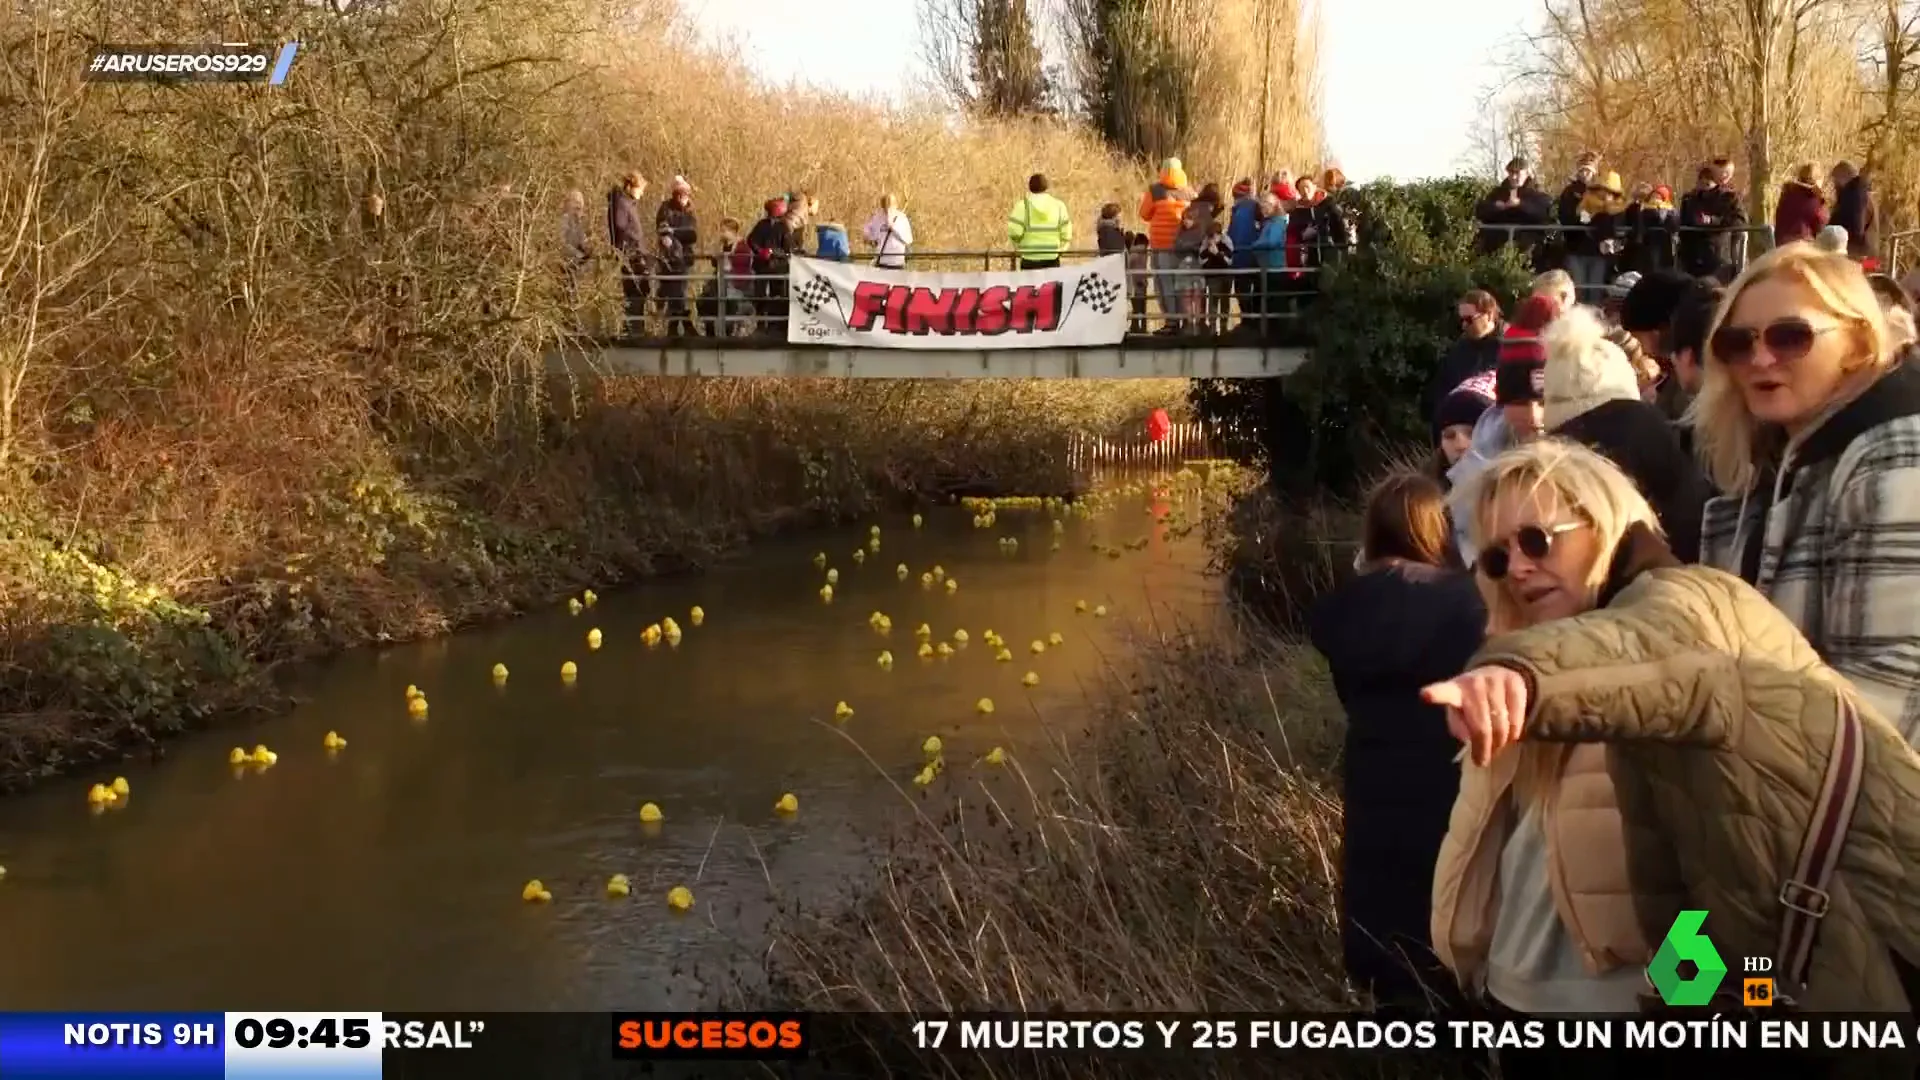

{"left": 223, "top": 1012, "right": 383, "bottom": 1080}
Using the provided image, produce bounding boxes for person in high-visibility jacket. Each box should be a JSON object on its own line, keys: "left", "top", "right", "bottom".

{"left": 1007, "top": 174, "right": 1074, "bottom": 270}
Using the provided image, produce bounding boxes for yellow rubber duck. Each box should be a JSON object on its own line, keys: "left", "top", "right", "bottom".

{"left": 852, "top": 549, "right": 866, "bottom": 564}
{"left": 1050, "top": 540, "right": 1061, "bottom": 551}
{"left": 912, "top": 513, "right": 924, "bottom": 528}
{"left": 251, "top": 745, "right": 277, "bottom": 765}
{"left": 583, "top": 589, "right": 598, "bottom": 607}
{"left": 923, "top": 736, "right": 943, "bottom": 755}
{"left": 639, "top": 802, "right": 663, "bottom": 823}
{"left": 820, "top": 584, "right": 834, "bottom": 602}
{"left": 492, "top": 663, "right": 509, "bottom": 681}
{"left": 111, "top": 776, "right": 130, "bottom": 797}
{"left": 774, "top": 792, "right": 799, "bottom": 814}
{"left": 228, "top": 747, "right": 248, "bottom": 764}
{"left": 914, "top": 623, "right": 931, "bottom": 639}
{"left": 607, "top": 873, "right": 630, "bottom": 898}
{"left": 896, "top": 563, "right": 910, "bottom": 579}
{"left": 834, "top": 701, "right": 855, "bottom": 720}
{"left": 87, "top": 783, "right": 115, "bottom": 806}
{"left": 870, "top": 525, "right": 881, "bottom": 537}
{"left": 914, "top": 766, "right": 936, "bottom": 786}
{"left": 1048, "top": 632, "right": 1064, "bottom": 646}
{"left": 920, "top": 572, "right": 933, "bottom": 586}
{"left": 689, "top": 605, "right": 705, "bottom": 626}
{"left": 877, "top": 650, "right": 894, "bottom": 669}
{"left": 587, "top": 628, "right": 603, "bottom": 650}
{"left": 985, "top": 747, "right": 1006, "bottom": 765}
{"left": 522, "top": 879, "right": 552, "bottom": 902}
{"left": 813, "top": 552, "right": 827, "bottom": 568}
{"left": 945, "top": 578, "right": 958, "bottom": 593}
{"left": 568, "top": 598, "right": 583, "bottom": 615}
{"left": 995, "top": 648, "right": 1013, "bottom": 662}
{"left": 917, "top": 643, "right": 934, "bottom": 659}
{"left": 982, "top": 628, "right": 996, "bottom": 643}
{"left": 935, "top": 642, "right": 954, "bottom": 657}
{"left": 1053, "top": 519, "right": 1065, "bottom": 534}
{"left": 826, "top": 569, "right": 839, "bottom": 585}
{"left": 668, "top": 885, "right": 694, "bottom": 911}
{"left": 643, "top": 624, "right": 663, "bottom": 645}
{"left": 664, "top": 624, "right": 683, "bottom": 646}
{"left": 932, "top": 565, "right": 945, "bottom": 580}
{"left": 1030, "top": 640, "right": 1046, "bottom": 655}
{"left": 407, "top": 694, "right": 428, "bottom": 717}
{"left": 976, "top": 698, "right": 995, "bottom": 714}
{"left": 1022, "top": 672, "right": 1039, "bottom": 687}
{"left": 953, "top": 629, "right": 969, "bottom": 644}
{"left": 1093, "top": 605, "right": 1108, "bottom": 617}
{"left": 560, "top": 660, "right": 578, "bottom": 679}
{"left": 0, "top": 865, "right": 7, "bottom": 880}
{"left": 323, "top": 731, "right": 347, "bottom": 750}
{"left": 405, "top": 684, "right": 422, "bottom": 700}
{"left": 868, "top": 537, "right": 881, "bottom": 552}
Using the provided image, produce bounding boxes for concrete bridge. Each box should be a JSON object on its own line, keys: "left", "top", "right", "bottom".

{"left": 548, "top": 250, "right": 1313, "bottom": 380}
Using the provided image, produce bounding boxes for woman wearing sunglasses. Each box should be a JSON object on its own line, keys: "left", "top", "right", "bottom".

{"left": 1424, "top": 440, "right": 1920, "bottom": 1075}
{"left": 1694, "top": 242, "right": 1920, "bottom": 746}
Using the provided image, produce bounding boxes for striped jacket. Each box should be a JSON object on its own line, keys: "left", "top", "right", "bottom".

{"left": 1698, "top": 360, "right": 1920, "bottom": 745}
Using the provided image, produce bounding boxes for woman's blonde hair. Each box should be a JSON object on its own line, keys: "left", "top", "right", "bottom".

{"left": 1689, "top": 242, "right": 1899, "bottom": 493}
{"left": 1463, "top": 438, "right": 1661, "bottom": 804}
{"left": 1463, "top": 438, "right": 1660, "bottom": 636}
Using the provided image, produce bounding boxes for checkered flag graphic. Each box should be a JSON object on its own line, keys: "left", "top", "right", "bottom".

{"left": 1073, "top": 271, "right": 1122, "bottom": 315}
{"left": 794, "top": 275, "right": 837, "bottom": 315}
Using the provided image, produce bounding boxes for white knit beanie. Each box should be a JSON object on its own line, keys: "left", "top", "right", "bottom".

{"left": 1815, "top": 225, "right": 1848, "bottom": 252}
{"left": 1541, "top": 305, "right": 1642, "bottom": 430}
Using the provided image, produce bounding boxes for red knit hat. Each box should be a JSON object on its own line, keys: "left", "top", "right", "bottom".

{"left": 1510, "top": 293, "right": 1562, "bottom": 333}
{"left": 1270, "top": 180, "right": 1297, "bottom": 201}
{"left": 1233, "top": 179, "right": 1253, "bottom": 197}
{"left": 1495, "top": 325, "right": 1547, "bottom": 405}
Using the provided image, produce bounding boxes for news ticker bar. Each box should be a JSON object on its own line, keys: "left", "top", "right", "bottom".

{"left": 84, "top": 44, "right": 299, "bottom": 84}
{"left": 4, "top": 1011, "right": 1917, "bottom": 1077}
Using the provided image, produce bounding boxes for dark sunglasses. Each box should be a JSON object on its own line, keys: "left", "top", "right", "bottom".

{"left": 1709, "top": 317, "right": 1839, "bottom": 365}
{"left": 1479, "top": 521, "right": 1585, "bottom": 580}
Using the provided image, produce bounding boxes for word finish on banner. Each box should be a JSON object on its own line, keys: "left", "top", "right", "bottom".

{"left": 786, "top": 256, "right": 1128, "bottom": 349}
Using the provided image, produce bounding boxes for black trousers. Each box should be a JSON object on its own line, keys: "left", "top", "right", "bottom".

{"left": 1019, "top": 257, "right": 1059, "bottom": 270}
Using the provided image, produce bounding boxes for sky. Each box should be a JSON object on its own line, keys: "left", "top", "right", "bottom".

{"left": 685, "top": 0, "right": 1543, "bottom": 182}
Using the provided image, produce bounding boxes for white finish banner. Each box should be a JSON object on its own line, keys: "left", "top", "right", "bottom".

{"left": 787, "top": 255, "right": 1128, "bottom": 349}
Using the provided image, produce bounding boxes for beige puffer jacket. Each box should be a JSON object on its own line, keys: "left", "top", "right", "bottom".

{"left": 1472, "top": 526, "right": 1920, "bottom": 1014}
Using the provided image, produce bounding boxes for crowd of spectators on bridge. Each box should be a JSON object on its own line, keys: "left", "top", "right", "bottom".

{"left": 560, "top": 160, "right": 1357, "bottom": 338}
{"left": 1475, "top": 152, "right": 1880, "bottom": 295}
{"left": 1310, "top": 235, "right": 1920, "bottom": 1074}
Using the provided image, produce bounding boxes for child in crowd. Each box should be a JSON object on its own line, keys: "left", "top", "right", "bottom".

{"left": 814, "top": 217, "right": 850, "bottom": 261}
{"left": 1173, "top": 207, "right": 1208, "bottom": 332}
{"left": 1431, "top": 370, "right": 1496, "bottom": 486}
{"left": 1199, "top": 219, "right": 1235, "bottom": 333}
{"left": 1097, "top": 202, "right": 1126, "bottom": 255}
{"left": 717, "top": 217, "right": 754, "bottom": 335}
{"left": 1126, "top": 232, "right": 1150, "bottom": 334}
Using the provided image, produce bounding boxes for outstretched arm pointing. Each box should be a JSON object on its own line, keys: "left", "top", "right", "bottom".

{"left": 1422, "top": 665, "right": 1532, "bottom": 766}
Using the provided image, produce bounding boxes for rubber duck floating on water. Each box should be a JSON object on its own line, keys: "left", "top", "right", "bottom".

{"left": 522, "top": 879, "right": 552, "bottom": 903}
{"left": 323, "top": 731, "right": 347, "bottom": 750}
{"left": 774, "top": 793, "right": 798, "bottom": 814}
{"left": 639, "top": 802, "right": 663, "bottom": 823}
{"left": 606, "top": 874, "right": 630, "bottom": 898}
{"left": 668, "top": 885, "right": 694, "bottom": 911}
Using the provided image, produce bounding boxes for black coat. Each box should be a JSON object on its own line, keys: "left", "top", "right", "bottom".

{"left": 1622, "top": 203, "right": 1677, "bottom": 273}
{"left": 1553, "top": 398, "right": 1712, "bottom": 563}
{"left": 1833, "top": 175, "right": 1876, "bottom": 258}
{"left": 1475, "top": 180, "right": 1552, "bottom": 258}
{"left": 1421, "top": 326, "right": 1504, "bottom": 432}
{"left": 655, "top": 200, "right": 698, "bottom": 273}
{"left": 1557, "top": 180, "right": 1593, "bottom": 256}
{"left": 1677, "top": 185, "right": 1746, "bottom": 277}
{"left": 1308, "top": 563, "right": 1485, "bottom": 1008}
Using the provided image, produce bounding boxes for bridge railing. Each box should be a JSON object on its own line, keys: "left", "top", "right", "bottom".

{"left": 1469, "top": 222, "right": 1771, "bottom": 300}
{"left": 583, "top": 247, "right": 1339, "bottom": 345}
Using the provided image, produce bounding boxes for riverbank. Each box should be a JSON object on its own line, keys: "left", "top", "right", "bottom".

{"left": 0, "top": 379, "right": 1183, "bottom": 793}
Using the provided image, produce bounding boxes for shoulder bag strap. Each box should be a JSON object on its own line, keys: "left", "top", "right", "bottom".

{"left": 1775, "top": 692, "right": 1866, "bottom": 1004}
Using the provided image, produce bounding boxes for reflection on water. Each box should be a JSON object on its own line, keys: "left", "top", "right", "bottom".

{"left": 0, "top": 476, "right": 1221, "bottom": 1009}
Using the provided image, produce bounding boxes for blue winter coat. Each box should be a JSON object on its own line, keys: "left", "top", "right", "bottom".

{"left": 1247, "top": 214, "right": 1289, "bottom": 269}
{"left": 1227, "top": 197, "right": 1261, "bottom": 266}
{"left": 814, "top": 223, "right": 850, "bottom": 261}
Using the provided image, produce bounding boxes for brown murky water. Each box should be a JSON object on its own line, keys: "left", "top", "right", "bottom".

{"left": 0, "top": 476, "right": 1222, "bottom": 1009}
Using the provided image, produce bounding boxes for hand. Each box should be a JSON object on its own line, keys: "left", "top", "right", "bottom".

{"left": 1422, "top": 666, "right": 1531, "bottom": 766}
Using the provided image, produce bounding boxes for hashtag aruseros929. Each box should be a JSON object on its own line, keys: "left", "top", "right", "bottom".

{"left": 85, "top": 44, "right": 278, "bottom": 83}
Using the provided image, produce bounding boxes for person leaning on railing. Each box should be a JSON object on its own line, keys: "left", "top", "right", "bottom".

{"left": 1005, "top": 173, "right": 1072, "bottom": 271}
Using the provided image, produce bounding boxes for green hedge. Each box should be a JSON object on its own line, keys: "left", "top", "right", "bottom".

{"left": 1191, "top": 177, "right": 1533, "bottom": 495}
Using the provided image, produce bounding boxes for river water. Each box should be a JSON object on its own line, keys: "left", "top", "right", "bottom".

{"left": 0, "top": 475, "right": 1223, "bottom": 1010}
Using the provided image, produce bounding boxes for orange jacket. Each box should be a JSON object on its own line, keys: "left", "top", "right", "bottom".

{"left": 1138, "top": 162, "right": 1192, "bottom": 250}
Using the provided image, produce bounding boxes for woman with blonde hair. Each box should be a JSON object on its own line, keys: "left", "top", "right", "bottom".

{"left": 1425, "top": 439, "right": 1920, "bottom": 1074}
{"left": 1692, "top": 241, "right": 1920, "bottom": 745}
{"left": 862, "top": 192, "right": 913, "bottom": 270}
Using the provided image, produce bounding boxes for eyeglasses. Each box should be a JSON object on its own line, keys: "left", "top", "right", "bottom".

{"left": 1479, "top": 521, "right": 1585, "bottom": 580}
{"left": 1708, "top": 317, "right": 1839, "bottom": 366}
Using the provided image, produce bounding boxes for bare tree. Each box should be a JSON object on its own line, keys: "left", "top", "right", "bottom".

{"left": 920, "top": 0, "right": 1051, "bottom": 117}
{"left": 1862, "top": 0, "right": 1920, "bottom": 171}
{"left": 1460, "top": 85, "right": 1540, "bottom": 177}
